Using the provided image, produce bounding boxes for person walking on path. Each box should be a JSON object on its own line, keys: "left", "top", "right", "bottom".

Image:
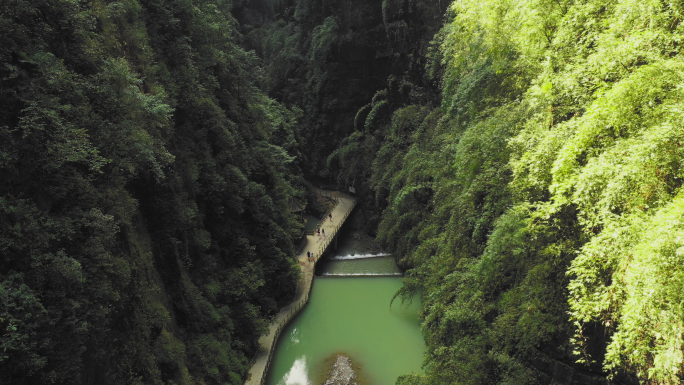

{"left": 329, "top": 213, "right": 333, "bottom": 221}
{"left": 322, "top": 228, "right": 326, "bottom": 237}
{"left": 307, "top": 251, "right": 310, "bottom": 260}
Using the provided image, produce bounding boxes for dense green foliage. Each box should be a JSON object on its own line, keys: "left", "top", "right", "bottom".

{"left": 0, "top": 1, "right": 302, "bottom": 384}
{"left": 325, "top": 0, "right": 684, "bottom": 384}
{"left": 240, "top": 0, "right": 445, "bottom": 183}
{"left": 5, "top": 0, "right": 684, "bottom": 384}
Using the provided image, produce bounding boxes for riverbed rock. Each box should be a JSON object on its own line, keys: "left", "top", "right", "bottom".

{"left": 324, "top": 354, "right": 358, "bottom": 385}
{"left": 307, "top": 192, "right": 336, "bottom": 217}
{"left": 365, "top": 215, "right": 380, "bottom": 237}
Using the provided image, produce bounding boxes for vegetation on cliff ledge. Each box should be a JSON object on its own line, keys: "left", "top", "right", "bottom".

{"left": 1, "top": 1, "right": 301, "bottom": 384}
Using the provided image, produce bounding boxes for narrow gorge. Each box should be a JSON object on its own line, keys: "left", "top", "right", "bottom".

{"left": 2, "top": 0, "right": 684, "bottom": 385}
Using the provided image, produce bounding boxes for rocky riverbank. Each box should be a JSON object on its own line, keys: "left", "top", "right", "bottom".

{"left": 342, "top": 207, "right": 386, "bottom": 256}
{"left": 324, "top": 354, "right": 358, "bottom": 385}
{"left": 307, "top": 191, "right": 337, "bottom": 218}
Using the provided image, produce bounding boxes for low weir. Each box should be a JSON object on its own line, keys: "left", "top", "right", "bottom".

{"left": 329, "top": 252, "right": 391, "bottom": 260}
{"left": 316, "top": 273, "right": 404, "bottom": 277}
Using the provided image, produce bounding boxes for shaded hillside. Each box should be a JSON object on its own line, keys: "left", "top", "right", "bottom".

{"left": 0, "top": 1, "right": 302, "bottom": 384}
{"left": 236, "top": 0, "right": 447, "bottom": 184}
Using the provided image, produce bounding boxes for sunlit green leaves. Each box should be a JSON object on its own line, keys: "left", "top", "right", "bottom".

{"left": 378, "top": 0, "right": 684, "bottom": 382}
{"left": 506, "top": 0, "right": 684, "bottom": 381}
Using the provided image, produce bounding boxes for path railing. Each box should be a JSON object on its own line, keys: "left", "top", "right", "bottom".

{"left": 315, "top": 199, "right": 356, "bottom": 258}
{"left": 253, "top": 195, "right": 356, "bottom": 385}
{"left": 258, "top": 286, "right": 313, "bottom": 385}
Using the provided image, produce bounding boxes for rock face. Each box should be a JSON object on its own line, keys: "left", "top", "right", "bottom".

{"left": 324, "top": 355, "right": 358, "bottom": 385}
{"left": 308, "top": 192, "right": 337, "bottom": 218}
{"left": 365, "top": 215, "right": 381, "bottom": 238}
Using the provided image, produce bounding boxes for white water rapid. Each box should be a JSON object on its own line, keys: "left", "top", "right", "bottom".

{"left": 330, "top": 253, "right": 391, "bottom": 261}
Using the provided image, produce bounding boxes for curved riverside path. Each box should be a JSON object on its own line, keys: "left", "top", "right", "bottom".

{"left": 244, "top": 183, "right": 356, "bottom": 385}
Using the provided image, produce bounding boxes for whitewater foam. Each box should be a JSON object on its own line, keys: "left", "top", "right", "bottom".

{"left": 330, "top": 253, "right": 391, "bottom": 261}
{"left": 279, "top": 356, "right": 310, "bottom": 385}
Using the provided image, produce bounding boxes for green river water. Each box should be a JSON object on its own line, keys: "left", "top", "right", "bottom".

{"left": 266, "top": 233, "right": 425, "bottom": 385}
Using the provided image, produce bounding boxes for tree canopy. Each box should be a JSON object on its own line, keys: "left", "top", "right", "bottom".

{"left": 323, "top": 0, "right": 684, "bottom": 383}
{"left": 1, "top": 1, "right": 302, "bottom": 384}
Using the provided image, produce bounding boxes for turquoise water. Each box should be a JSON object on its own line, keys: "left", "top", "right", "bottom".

{"left": 267, "top": 225, "right": 424, "bottom": 385}
{"left": 265, "top": 277, "right": 424, "bottom": 385}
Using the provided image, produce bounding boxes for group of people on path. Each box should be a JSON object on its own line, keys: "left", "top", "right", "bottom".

{"left": 307, "top": 212, "right": 336, "bottom": 262}
{"left": 315, "top": 213, "right": 334, "bottom": 237}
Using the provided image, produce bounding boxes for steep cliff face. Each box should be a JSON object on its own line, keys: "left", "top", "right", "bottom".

{"left": 8, "top": 1, "right": 673, "bottom": 384}
{"left": 235, "top": 0, "right": 447, "bottom": 184}
{"left": 0, "top": 1, "right": 302, "bottom": 384}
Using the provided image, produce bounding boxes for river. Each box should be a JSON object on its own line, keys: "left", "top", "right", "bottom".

{"left": 265, "top": 228, "right": 425, "bottom": 385}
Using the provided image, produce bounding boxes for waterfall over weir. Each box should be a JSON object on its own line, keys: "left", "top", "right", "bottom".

{"left": 315, "top": 254, "right": 401, "bottom": 277}
{"left": 318, "top": 272, "right": 403, "bottom": 277}
{"left": 330, "top": 253, "right": 391, "bottom": 260}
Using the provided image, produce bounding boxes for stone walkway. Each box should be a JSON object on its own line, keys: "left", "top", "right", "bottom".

{"left": 244, "top": 184, "right": 356, "bottom": 385}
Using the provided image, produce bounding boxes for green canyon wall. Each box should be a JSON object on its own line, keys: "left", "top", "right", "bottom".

{"left": 233, "top": 0, "right": 446, "bottom": 187}
{"left": 301, "top": 1, "right": 684, "bottom": 384}
{"left": 0, "top": 1, "right": 302, "bottom": 384}
{"left": 245, "top": 0, "right": 684, "bottom": 384}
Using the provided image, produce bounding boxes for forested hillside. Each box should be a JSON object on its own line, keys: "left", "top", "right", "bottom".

{"left": 0, "top": 1, "right": 303, "bottom": 384}
{"left": 314, "top": 0, "right": 684, "bottom": 384}
{"left": 235, "top": 0, "right": 446, "bottom": 183}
